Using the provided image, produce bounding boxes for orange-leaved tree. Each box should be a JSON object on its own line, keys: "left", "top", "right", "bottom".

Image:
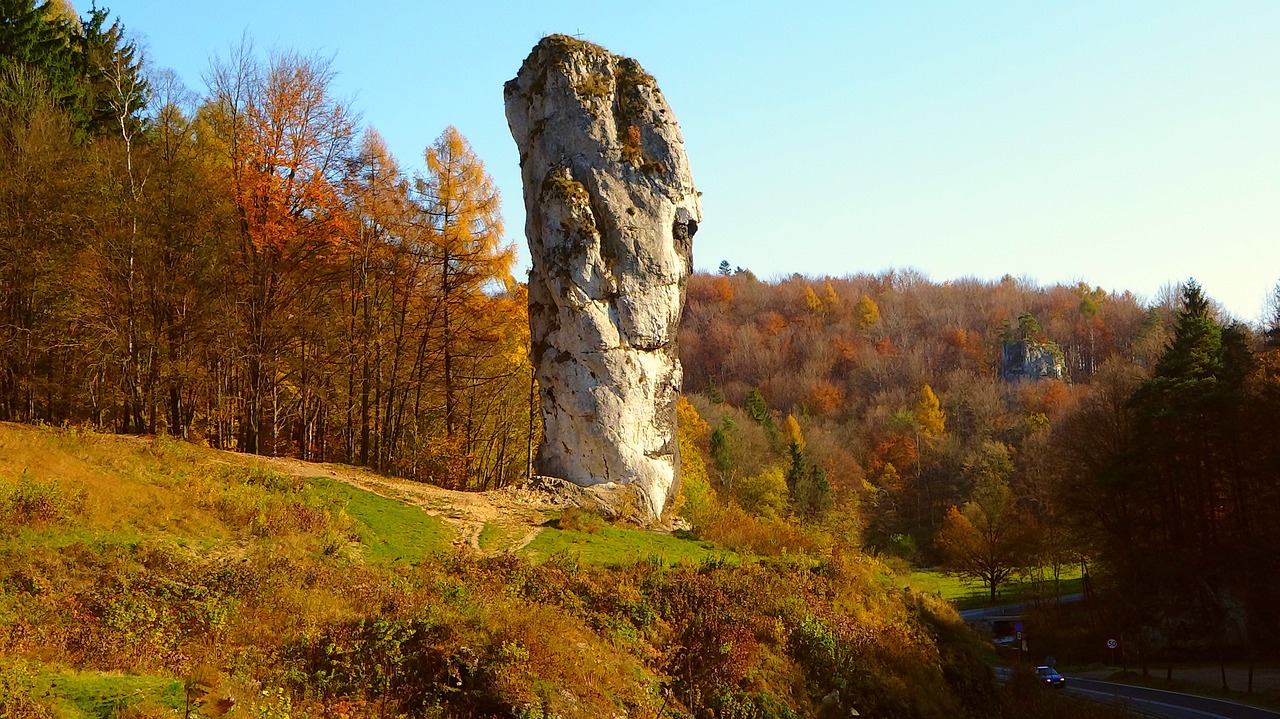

{"left": 936, "top": 475, "right": 1033, "bottom": 602}
{"left": 207, "top": 44, "right": 355, "bottom": 455}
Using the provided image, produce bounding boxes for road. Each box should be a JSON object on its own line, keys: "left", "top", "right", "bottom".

{"left": 957, "top": 593, "right": 1084, "bottom": 622}
{"left": 967, "top": 598, "right": 1280, "bottom": 718}
{"left": 1064, "top": 676, "right": 1280, "bottom": 719}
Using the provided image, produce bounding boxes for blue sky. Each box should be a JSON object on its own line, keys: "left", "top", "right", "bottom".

{"left": 106, "top": 1, "right": 1279, "bottom": 321}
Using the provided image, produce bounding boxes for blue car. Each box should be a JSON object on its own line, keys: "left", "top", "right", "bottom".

{"left": 1035, "top": 666, "right": 1066, "bottom": 687}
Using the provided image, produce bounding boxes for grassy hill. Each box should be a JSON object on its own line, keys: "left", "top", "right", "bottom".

{"left": 0, "top": 423, "right": 1126, "bottom": 719}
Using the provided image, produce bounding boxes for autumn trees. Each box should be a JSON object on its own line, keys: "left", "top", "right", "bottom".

{"left": 676, "top": 267, "right": 1212, "bottom": 599}
{"left": 0, "top": 0, "right": 146, "bottom": 423}
{"left": 7, "top": 10, "right": 1278, "bottom": 647}
{"left": 1, "top": 15, "right": 530, "bottom": 489}
{"left": 201, "top": 49, "right": 525, "bottom": 484}
{"left": 206, "top": 47, "right": 357, "bottom": 455}
{"left": 679, "top": 265, "right": 1280, "bottom": 662}
{"left": 936, "top": 474, "right": 1033, "bottom": 602}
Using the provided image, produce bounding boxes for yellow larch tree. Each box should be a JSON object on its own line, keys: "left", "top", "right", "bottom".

{"left": 914, "top": 384, "right": 945, "bottom": 440}
{"left": 856, "top": 294, "right": 881, "bottom": 331}
{"left": 803, "top": 285, "right": 824, "bottom": 316}
{"left": 415, "top": 126, "right": 515, "bottom": 438}
{"left": 784, "top": 413, "right": 805, "bottom": 452}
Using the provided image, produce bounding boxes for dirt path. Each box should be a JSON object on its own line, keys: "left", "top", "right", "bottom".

{"left": 3, "top": 422, "right": 558, "bottom": 553}
{"left": 217, "top": 451, "right": 554, "bottom": 553}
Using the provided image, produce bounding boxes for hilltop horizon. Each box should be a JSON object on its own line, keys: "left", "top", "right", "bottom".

{"left": 100, "top": 1, "right": 1280, "bottom": 322}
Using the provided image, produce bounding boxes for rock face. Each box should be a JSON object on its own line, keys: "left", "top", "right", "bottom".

{"left": 505, "top": 35, "right": 700, "bottom": 524}
{"left": 1000, "top": 340, "right": 1066, "bottom": 382}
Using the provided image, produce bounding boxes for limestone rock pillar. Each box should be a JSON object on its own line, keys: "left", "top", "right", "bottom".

{"left": 505, "top": 35, "right": 701, "bottom": 523}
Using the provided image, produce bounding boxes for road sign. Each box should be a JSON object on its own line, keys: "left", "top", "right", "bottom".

{"left": 1014, "top": 622, "right": 1024, "bottom": 632}
{"left": 1106, "top": 638, "right": 1118, "bottom": 649}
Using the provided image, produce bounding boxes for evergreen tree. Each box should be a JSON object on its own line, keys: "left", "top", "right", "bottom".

{"left": 1121, "top": 280, "right": 1257, "bottom": 663}
{"left": 75, "top": 4, "right": 148, "bottom": 137}
{"left": 704, "top": 377, "right": 723, "bottom": 404}
{"left": 0, "top": 0, "right": 82, "bottom": 122}
{"left": 1017, "top": 311, "right": 1041, "bottom": 341}
{"left": 784, "top": 439, "right": 804, "bottom": 496}
{"left": 0, "top": 1, "right": 144, "bottom": 138}
{"left": 794, "top": 463, "right": 831, "bottom": 518}
{"left": 743, "top": 387, "right": 777, "bottom": 445}
{"left": 710, "top": 416, "right": 734, "bottom": 476}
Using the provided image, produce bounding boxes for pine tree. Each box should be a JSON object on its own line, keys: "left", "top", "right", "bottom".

{"left": 1017, "top": 311, "right": 1041, "bottom": 342}
{"left": 1119, "top": 280, "right": 1258, "bottom": 665}
{"left": 799, "top": 464, "right": 831, "bottom": 518}
{"left": 75, "top": 5, "right": 147, "bottom": 137}
{"left": 744, "top": 387, "right": 777, "bottom": 445}
{"left": 710, "top": 416, "right": 734, "bottom": 476}
{"left": 0, "top": 1, "right": 143, "bottom": 138}
{"left": 1, "top": 0, "right": 82, "bottom": 121}
{"left": 785, "top": 438, "right": 804, "bottom": 496}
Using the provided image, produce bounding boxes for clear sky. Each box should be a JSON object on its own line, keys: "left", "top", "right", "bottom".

{"left": 105, "top": 1, "right": 1280, "bottom": 322}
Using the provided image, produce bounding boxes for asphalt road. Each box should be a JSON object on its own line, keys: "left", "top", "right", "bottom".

{"left": 957, "top": 593, "right": 1084, "bottom": 622}
{"left": 965, "top": 598, "right": 1280, "bottom": 718}
{"left": 1064, "top": 676, "right": 1280, "bottom": 719}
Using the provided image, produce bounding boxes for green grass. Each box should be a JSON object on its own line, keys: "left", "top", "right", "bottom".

{"left": 908, "top": 568, "right": 1084, "bottom": 608}
{"left": 521, "top": 523, "right": 737, "bottom": 567}
{"left": 38, "top": 668, "right": 183, "bottom": 718}
{"left": 308, "top": 477, "right": 451, "bottom": 562}
{"left": 907, "top": 569, "right": 984, "bottom": 600}
{"left": 478, "top": 521, "right": 521, "bottom": 551}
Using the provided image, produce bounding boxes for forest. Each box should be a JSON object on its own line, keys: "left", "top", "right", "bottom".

{"left": 3, "top": 1, "right": 1280, "bottom": 716}
{"left": 679, "top": 268, "right": 1280, "bottom": 674}
{"left": 1, "top": 1, "right": 533, "bottom": 490}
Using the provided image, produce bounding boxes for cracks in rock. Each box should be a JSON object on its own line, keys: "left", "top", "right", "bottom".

{"left": 509, "top": 35, "right": 696, "bottom": 524}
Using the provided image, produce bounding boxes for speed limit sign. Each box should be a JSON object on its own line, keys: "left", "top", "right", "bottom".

{"left": 1106, "top": 638, "right": 1118, "bottom": 649}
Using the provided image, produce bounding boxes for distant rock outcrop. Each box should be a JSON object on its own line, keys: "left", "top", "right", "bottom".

{"left": 1000, "top": 340, "right": 1066, "bottom": 382}
{"left": 504, "top": 35, "right": 701, "bottom": 524}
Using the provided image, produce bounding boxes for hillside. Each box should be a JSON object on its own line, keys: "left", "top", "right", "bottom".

{"left": 0, "top": 422, "right": 1137, "bottom": 719}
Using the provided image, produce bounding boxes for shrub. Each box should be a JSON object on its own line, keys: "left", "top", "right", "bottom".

{"left": 734, "top": 467, "right": 788, "bottom": 519}
{"left": 700, "top": 504, "right": 830, "bottom": 556}
{"left": 0, "top": 471, "right": 84, "bottom": 530}
{"left": 659, "top": 571, "right": 760, "bottom": 715}
{"left": 575, "top": 70, "right": 610, "bottom": 99}
{"left": 148, "top": 433, "right": 191, "bottom": 462}
{"left": 242, "top": 467, "right": 300, "bottom": 493}
{"left": 621, "top": 124, "right": 642, "bottom": 165}
{"left": 556, "top": 507, "right": 603, "bottom": 534}
{"left": 0, "top": 661, "right": 55, "bottom": 718}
